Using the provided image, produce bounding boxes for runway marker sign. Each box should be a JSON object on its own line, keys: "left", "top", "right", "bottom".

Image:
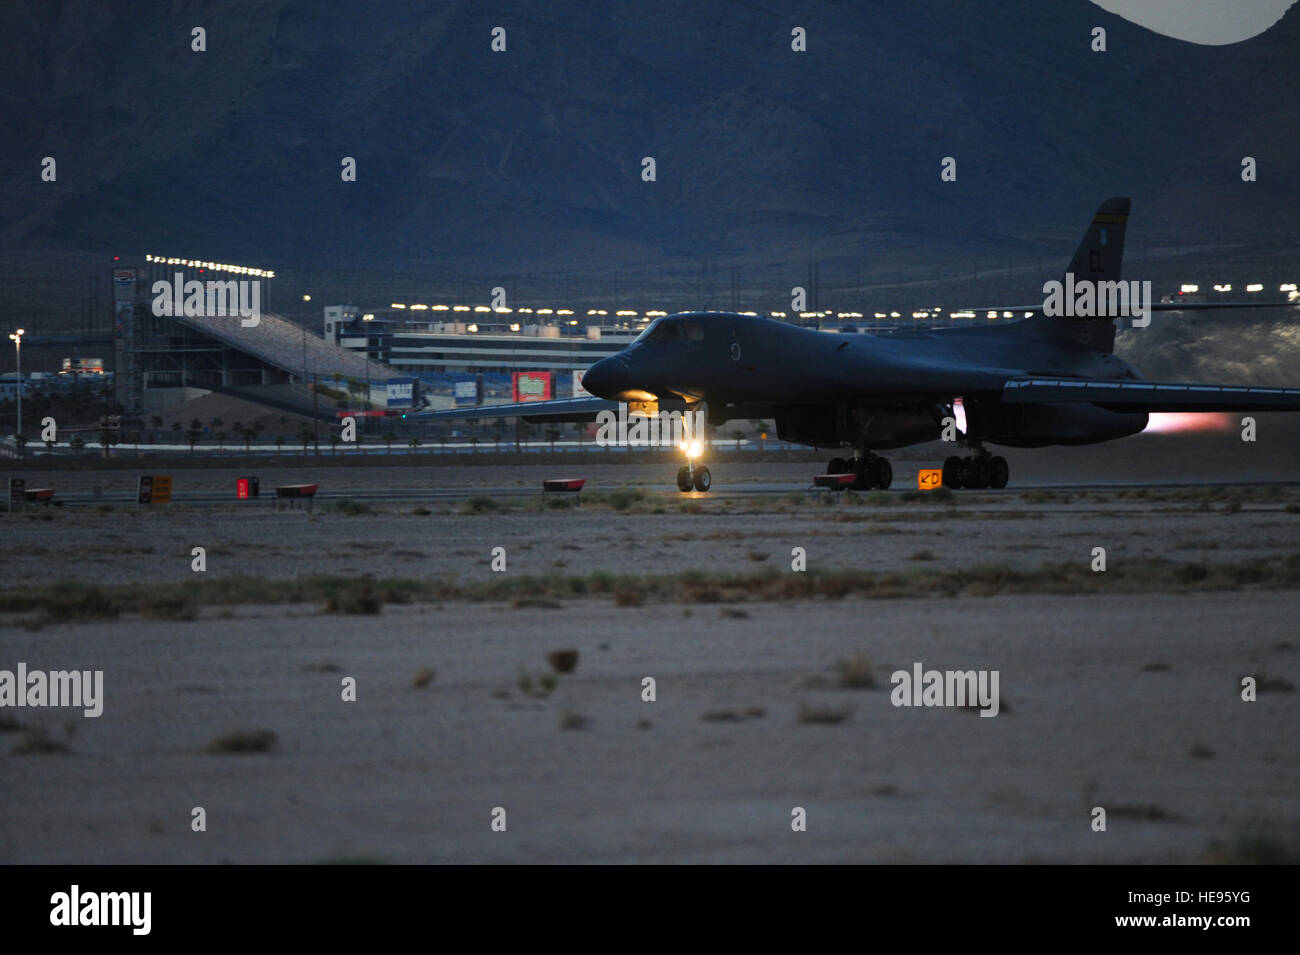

{"left": 137, "top": 475, "right": 172, "bottom": 505}
{"left": 918, "top": 468, "right": 943, "bottom": 490}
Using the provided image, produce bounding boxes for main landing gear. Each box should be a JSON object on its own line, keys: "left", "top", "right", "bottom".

{"left": 828, "top": 454, "right": 893, "bottom": 491}
{"left": 942, "top": 448, "right": 1009, "bottom": 489}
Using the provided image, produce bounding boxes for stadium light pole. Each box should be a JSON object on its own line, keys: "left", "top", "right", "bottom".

{"left": 301, "top": 294, "right": 311, "bottom": 383}
{"left": 8, "top": 327, "right": 23, "bottom": 441}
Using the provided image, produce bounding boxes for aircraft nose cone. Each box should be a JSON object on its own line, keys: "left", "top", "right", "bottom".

{"left": 582, "top": 356, "right": 626, "bottom": 398}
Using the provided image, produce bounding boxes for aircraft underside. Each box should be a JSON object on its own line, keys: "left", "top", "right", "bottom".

{"left": 755, "top": 394, "right": 1152, "bottom": 491}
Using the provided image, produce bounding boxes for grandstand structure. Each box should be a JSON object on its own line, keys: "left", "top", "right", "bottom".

{"left": 111, "top": 260, "right": 396, "bottom": 420}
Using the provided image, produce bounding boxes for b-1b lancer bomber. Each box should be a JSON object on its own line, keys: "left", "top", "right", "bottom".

{"left": 422, "top": 199, "right": 1300, "bottom": 490}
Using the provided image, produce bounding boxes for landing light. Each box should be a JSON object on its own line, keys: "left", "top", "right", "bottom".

{"left": 679, "top": 439, "right": 703, "bottom": 459}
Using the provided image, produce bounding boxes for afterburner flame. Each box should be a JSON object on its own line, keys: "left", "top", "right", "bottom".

{"left": 1143, "top": 412, "right": 1236, "bottom": 434}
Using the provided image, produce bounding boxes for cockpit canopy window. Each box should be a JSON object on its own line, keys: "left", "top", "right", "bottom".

{"left": 636, "top": 318, "right": 704, "bottom": 344}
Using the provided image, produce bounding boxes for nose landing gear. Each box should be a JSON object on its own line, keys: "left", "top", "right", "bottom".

{"left": 677, "top": 461, "right": 711, "bottom": 492}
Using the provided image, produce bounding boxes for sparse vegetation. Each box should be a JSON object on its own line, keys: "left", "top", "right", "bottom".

{"left": 608, "top": 488, "right": 645, "bottom": 511}
{"left": 547, "top": 649, "right": 579, "bottom": 673}
{"left": 205, "top": 729, "right": 277, "bottom": 754}
{"left": 1205, "top": 825, "right": 1300, "bottom": 864}
{"left": 1108, "top": 804, "right": 1175, "bottom": 822}
{"left": 836, "top": 654, "right": 877, "bottom": 689}
{"left": 11, "top": 727, "right": 69, "bottom": 755}
{"left": 138, "top": 596, "right": 198, "bottom": 621}
{"left": 700, "top": 706, "right": 766, "bottom": 722}
{"left": 558, "top": 709, "right": 587, "bottom": 730}
{"left": 797, "top": 702, "right": 851, "bottom": 725}
{"left": 6, "top": 551, "right": 1300, "bottom": 626}
{"left": 1250, "top": 670, "right": 1295, "bottom": 692}
{"left": 323, "top": 578, "right": 382, "bottom": 615}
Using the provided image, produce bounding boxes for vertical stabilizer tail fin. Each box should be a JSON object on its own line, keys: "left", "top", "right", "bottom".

{"left": 1034, "top": 197, "right": 1131, "bottom": 353}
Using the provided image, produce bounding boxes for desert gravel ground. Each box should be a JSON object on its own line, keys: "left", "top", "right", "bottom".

{"left": 1, "top": 453, "right": 1297, "bottom": 863}
{"left": 1, "top": 593, "right": 1295, "bottom": 863}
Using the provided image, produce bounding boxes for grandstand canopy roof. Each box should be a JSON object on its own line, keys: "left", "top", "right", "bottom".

{"left": 171, "top": 310, "right": 398, "bottom": 383}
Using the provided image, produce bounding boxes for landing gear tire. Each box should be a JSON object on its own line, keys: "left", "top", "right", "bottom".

{"left": 988, "top": 455, "right": 1009, "bottom": 490}
{"left": 852, "top": 457, "right": 870, "bottom": 490}
{"left": 943, "top": 456, "right": 964, "bottom": 489}
{"left": 874, "top": 458, "right": 893, "bottom": 490}
{"left": 850, "top": 456, "right": 892, "bottom": 490}
{"left": 961, "top": 456, "right": 990, "bottom": 489}
{"left": 692, "top": 466, "right": 712, "bottom": 492}
{"left": 676, "top": 466, "right": 693, "bottom": 492}
{"left": 828, "top": 457, "right": 849, "bottom": 475}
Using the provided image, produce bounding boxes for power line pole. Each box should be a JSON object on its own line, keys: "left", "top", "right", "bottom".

{"left": 313, "top": 374, "right": 319, "bottom": 455}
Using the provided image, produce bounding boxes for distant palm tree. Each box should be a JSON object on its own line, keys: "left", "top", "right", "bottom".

{"left": 383, "top": 430, "right": 396, "bottom": 454}
{"left": 275, "top": 435, "right": 285, "bottom": 458}
{"left": 239, "top": 426, "right": 255, "bottom": 453}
